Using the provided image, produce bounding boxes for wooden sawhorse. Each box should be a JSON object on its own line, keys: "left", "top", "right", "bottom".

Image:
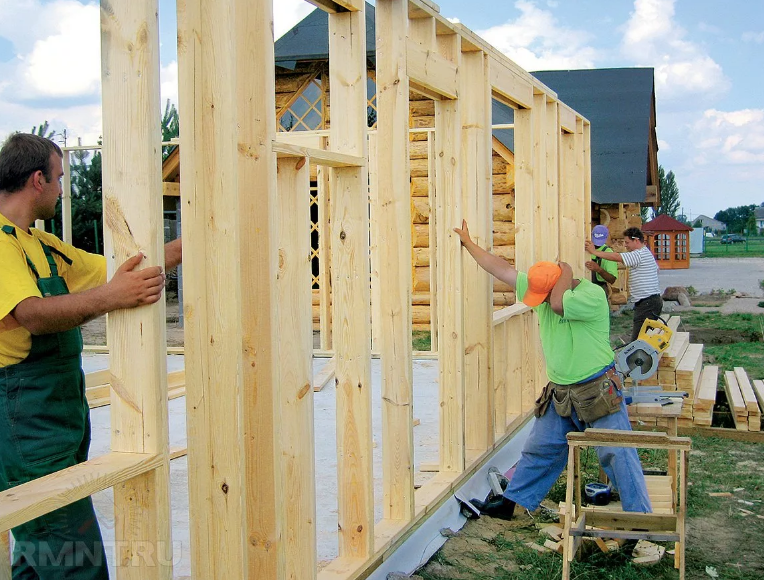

{"left": 561, "top": 428, "right": 691, "bottom": 580}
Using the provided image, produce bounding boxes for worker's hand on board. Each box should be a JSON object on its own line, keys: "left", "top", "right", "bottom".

{"left": 584, "top": 260, "right": 598, "bottom": 272}
{"left": 453, "top": 219, "right": 472, "bottom": 246}
{"left": 557, "top": 261, "right": 572, "bottom": 276}
{"left": 584, "top": 239, "right": 596, "bottom": 254}
{"left": 105, "top": 253, "right": 166, "bottom": 310}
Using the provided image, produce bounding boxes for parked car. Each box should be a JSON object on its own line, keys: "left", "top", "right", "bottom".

{"left": 720, "top": 234, "right": 746, "bottom": 244}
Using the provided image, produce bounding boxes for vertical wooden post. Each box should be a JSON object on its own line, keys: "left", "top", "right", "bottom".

{"left": 559, "top": 129, "right": 580, "bottom": 271}
{"left": 376, "top": 0, "right": 414, "bottom": 522}
{"left": 177, "top": 0, "right": 286, "bottom": 576}
{"left": 583, "top": 121, "right": 592, "bottom": 242}
{"left": 461, "top": 49, "right": 493, "bottom": 460}
{"left": 328, "top": 6, "right": 374, "bottom": 558}
{"left": 574, "top": 118, "right": 588, "bottom": 278}
{"left": 513, "top": 107, "right": 534, "bottom": 271}
{"left": 369, "top": 133, "right": 381, "bottom": 354}
{"left": 493, "top": 322, "right": 507, "bottom": 440}
{"left": 277, "top": 157, "right": 317, "bottom": 580}
{"left": 545, "top": 100, "right": 559, "bottom": 261}
{"left": 62, "top": 150, "right": 72, "bottom": 244}
{"left": 532, "top": 92, "right": 547, "bottom": 262}
{"left": 505, "top": 316, "right": 523, "bottom": 421}
{"left": 318, "top": 139, "right": 333, "bottom": 351}
{"left": 0, "top": 531, "right": 10, "bottom": 580}
{"left": 426, "top": 131, "right": 438, "bottom": 352}
{"left": 100, "top": 1, "right": 172, "bottom": 578}
{"left": 434, "top": 32, "right": 464, "bottom": 474}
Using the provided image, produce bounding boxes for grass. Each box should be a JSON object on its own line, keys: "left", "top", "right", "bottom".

{"left": 701, "top": 237, "right": 764, "bottom": 258}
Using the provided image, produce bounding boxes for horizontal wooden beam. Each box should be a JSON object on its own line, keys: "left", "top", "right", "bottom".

{"left": 492, "top": 303, "right": 531, "bottom": 325}
{"left": 568, "top": 429, "right": 692, "bottom": 450}
{"left": 0, "top": 452, "right": 162, "bottom": 531}
{"left": 304, "top": 0, "right": 362, "bottom": 13}
{"left": 406, "top": 39, "right": 458, "bottom": 100}
{"left": 272, "top": 139, "right": 365, "bottom": 167}
{"left": 558, "top": 103, "right": 578, "bottom": 133}
{"left": 489, "top": 56, "right": 533, "bottom": 110}
{"left": 583, "top": 510, "right": 678, "bottom": 533}
{"left": 163, "top": 181, "right": 181, "bottom": 197}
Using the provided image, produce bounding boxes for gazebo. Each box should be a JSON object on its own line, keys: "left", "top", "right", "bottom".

{"left": 642, "top": 214, "right": 693, "bottom": 269}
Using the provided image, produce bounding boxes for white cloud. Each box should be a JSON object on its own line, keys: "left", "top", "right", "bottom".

{"left": 274, "top": 1, "right": 316, "bottom": 41}
{"left": 657, "top": 139, "right": 670, "bottom": 151}
{"left": 690, "top": 108, "right": 764, "bottom": 166}
{"left": 160, "top": 61, "right": 178, "bottom": 111}
{"left": 477, "top": 0, "right": 598, "bottom": 71}
{"left": 742, "top": 31, "right": 764, "bottom": 43}
{"left": 21, "top": 1, "right": 100, "bottom": 99}
{"left": 621, "top": 0, "right": 729, "bottom": 100}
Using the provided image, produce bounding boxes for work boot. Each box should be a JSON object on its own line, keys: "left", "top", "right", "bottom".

{"left": 470, "top": 496, "right": 516, "bottom": 520}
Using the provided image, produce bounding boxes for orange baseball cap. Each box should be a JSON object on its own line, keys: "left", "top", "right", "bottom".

{"left": 523, "top": 261, "right": 562, "bottom": 307}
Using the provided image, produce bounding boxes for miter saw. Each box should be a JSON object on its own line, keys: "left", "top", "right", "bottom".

{"left": 614, "top": 319, "right": 688, "bottom": 405}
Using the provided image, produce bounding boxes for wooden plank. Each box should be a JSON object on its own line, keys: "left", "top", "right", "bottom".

{"left": 272, "top": 139, "right": 364, "bottom": 167}
{"left": 493, "top": 322, "right": 508, "bottom": 439}
{"left": 61, "top": 150, "right": 73, "bottom": 243}
{"left": 505, "top": 317, "right": 523, "bottom": 420}
{"left": 531, "top": 92, "right": 548, "bottom": 261}
{"left": 544, "top": 99, "right": 559, "bottom": 262}
{"left": 376, "top": 0, "right": 415, "bottom": 523}
{"left": 162, "top": 181, "right": 181, "bottom": 197}
{"left": 724, "top": 370, "right": 747, "bottom": 419}
{"left": 695, "top": 365, "right": 718, "bottom": 409}
{"left": 582, "top": 121, "right": 591, "bottom": 231}
{"left": 277, "top": 157, "right": 317, "bottom": 579}
{"left": 100, "top": 2, "right": 172, "bottom": 577}
{"left": 0, "top": 453, "right": 161, "bottom": 532}
{"left": 753, "top": 380, "right": 764, "bottom": 413}
{"left": 318, "top": 137, "right": 333, "bottom": 350}
{"left": 461, "top": 49, "right": 493, "bottom": 457}
{"left": 329, "top": 6, "right": 374, "bottom": 558}
{"left": 314, "top": 358, "right": 336, "bottom": 392}
{"left": 178, "top": 0, "right": 287, "bottom": 576}
{"left": 406, "top": 39, "right": 458, "bottom": 99}
{"left": 659, "top": 332, "right": 690, "bottom": 369}
{"left": 85, "top": 368, "right": 111, "bottom": 389}
{"left": 0, "top": 530, "right": 8, "bottom": 580}
{"left": 304, "top": 0, "right": 364, "bottom": 13}
{"left": 434, "top": 32, "right": 465, "bottom": 474}
{"left": 558, "top": 102, "right": 576, "bottom": 133}
{"left": 734, "top": 367, "right": 760, "bottom": 415}
{"left": 427, "top": 132, "right": 439, "bottom": 352}
{"left": 488, "top": 55, "right": 533, "bottom": 109}
{"left": 558, "top": 128, "right": 579, "bottom": 271}
{"left": 567, "top": 429, "right": 692, "bottom": 450}
{"left": 675, "top": 343, "right": 703, "bottom": 393}
{"left": 492, "top": 303, "right": 531, "bottom": 325}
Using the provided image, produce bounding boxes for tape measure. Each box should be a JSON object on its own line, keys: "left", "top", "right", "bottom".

{"left": 584, "top": 482, "right": 612, "bottom": 506}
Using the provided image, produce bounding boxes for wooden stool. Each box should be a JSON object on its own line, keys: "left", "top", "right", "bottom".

{"left": 561, "top": 428, "right": 691, "bottom": 580}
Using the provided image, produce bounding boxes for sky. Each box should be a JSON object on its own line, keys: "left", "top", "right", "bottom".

{"left": 0, "top": 0, "right": 761, "bottom": 220}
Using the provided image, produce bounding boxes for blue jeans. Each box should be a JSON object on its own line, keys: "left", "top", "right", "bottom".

{"left": 503, "top": 398, "right": 652, "bottom": 513}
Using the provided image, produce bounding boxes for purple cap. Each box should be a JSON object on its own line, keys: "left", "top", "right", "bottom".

{"left": 592, "top": 225, "right": 609, "bottom": 245}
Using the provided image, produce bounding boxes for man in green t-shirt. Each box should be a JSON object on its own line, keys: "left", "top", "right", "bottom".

{"left": 453, "top": 219, "right": 650, "bottom": 520}
{"left": 586, "top": 224, "right": 618, "bottom": 298}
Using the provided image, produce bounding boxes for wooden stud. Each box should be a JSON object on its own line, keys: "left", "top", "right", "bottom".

{"left": 493, "top": 322, "right": 508, "bottom": 440}
{"left": 0, "top": 530, "right": 8, "bottom": 580}
{"left": 544, "top": 100, "right": 559, "bottom": 262}
{"left": 329, "top": 6, "right": 374, "bottom": 558}
{"left": 427, "top": 131, "right": 439, "bottom": 352}
{"left": 277, "top": 157, "right": 317, "bottom": 580}
{"left": 376, "top": 0, "right": 415, "bottom": 522}
{"left": 99, "top": 2, "right": 172, "bottom": 577}
{"left": 368, "top": 133, "right": 381, "bottom": 353}
{"left": 318, "top": 137, "right": 333, "bottom": 351}
{"left": 532, "top": 92, "right": 548, "bottom": 262}
{"left": 461, "top": 49, "right": 494, "bottom": 457}
{"left": 505, "top": 316, "right": 523, "bottom": 421}
{"left": 434, "top": 32, "right": 465, "bottom": 474}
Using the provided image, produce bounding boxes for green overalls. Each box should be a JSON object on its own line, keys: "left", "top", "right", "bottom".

{"left": 0, "top": 225, "right": 108, "bottom": 579}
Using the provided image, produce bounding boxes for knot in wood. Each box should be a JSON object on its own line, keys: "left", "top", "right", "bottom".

{"left": 357, "top": 525, "right": 363, "bottom": 533}
{"left": 221, "top": 482, "right": 229, "bottom": 494}
{"left": 339, "top": 230, "right": 347, "bottom": 241}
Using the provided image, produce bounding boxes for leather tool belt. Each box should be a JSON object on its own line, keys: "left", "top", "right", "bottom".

{"left": 534, "top": 366, "right": 623, "bottom": 423}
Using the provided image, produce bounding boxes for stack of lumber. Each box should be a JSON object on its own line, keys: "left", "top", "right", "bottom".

{"left": 693, "top": 366, "right": 718, "bottom": 426}
{"left": 723, "top": 368, "right": 763, "bottom": 431}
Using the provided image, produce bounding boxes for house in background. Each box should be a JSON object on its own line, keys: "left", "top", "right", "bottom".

{"left": 693, "top": 214, "right": 727, "bottom": 234}
{"left": 755, "top": 206, "right": 764, "bottom": 234}
{"left": 642, "top": 214, "right": 693, "bottom": 269}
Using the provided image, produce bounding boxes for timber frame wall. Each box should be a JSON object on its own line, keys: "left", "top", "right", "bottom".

{"left": 0, "top": 1, "right": 591, "bottom": 579}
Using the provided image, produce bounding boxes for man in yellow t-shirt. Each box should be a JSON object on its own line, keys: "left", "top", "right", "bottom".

{"left": 0, "top": 133, "right": 182, "bottom": 578}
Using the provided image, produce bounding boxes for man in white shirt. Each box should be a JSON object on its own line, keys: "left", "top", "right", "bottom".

{"left": 585, "top": 227, "right": 662, "bottom": 341}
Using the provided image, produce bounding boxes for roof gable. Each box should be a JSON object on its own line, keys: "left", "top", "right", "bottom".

{"left": 642, "top": 214, "right": 692, "bottom": 232}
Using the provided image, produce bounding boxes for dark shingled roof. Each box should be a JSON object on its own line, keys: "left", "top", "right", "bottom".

{"left": 532, "top": 68, "right": 656, "bottom": 205}
{"left": 275, "top": 4, "right": 376, "bottom": 66}
{"left": 642, "top": 214, "right": 692, "bottom": 232}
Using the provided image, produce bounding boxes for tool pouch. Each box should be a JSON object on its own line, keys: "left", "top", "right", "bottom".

{"left": 533, "top": 382, "right": 554, "bottom": 418}
{"left": 551, "top": 370, "right": 623, "bottom": 424}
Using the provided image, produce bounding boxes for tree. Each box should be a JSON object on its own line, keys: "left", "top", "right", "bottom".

{"left": 30, "top": 121, "right": 56, "bottom": 140}
{"left": 161, "top": 99, "right": 179, "bottom": 161}
{"left": 714, "top": 205, "right": 756, "bottom": 234}
{"left": 656, "top": 165, "right": 680, "bottom": 218}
